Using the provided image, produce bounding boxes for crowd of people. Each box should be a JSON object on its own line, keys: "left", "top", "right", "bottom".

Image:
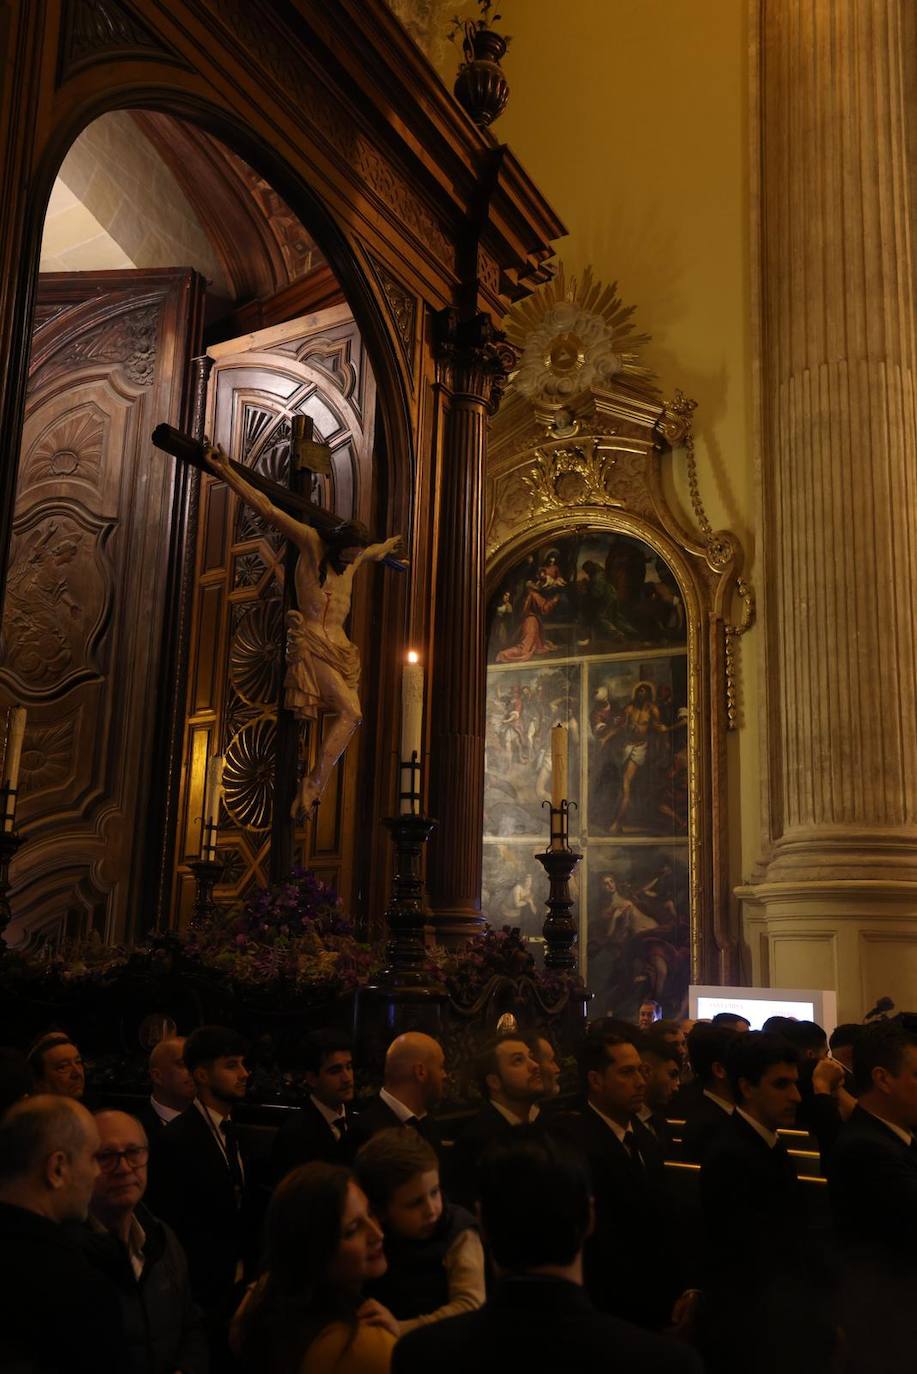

{"left": 0, "top": 1005, "right": 915, "bottom": 1373}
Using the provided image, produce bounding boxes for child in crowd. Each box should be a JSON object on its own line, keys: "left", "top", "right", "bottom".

{"left": 355, "top": 1128, "right": 485, "bottom": 1335}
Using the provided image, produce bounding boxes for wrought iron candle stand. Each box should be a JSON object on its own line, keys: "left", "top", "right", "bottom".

{"left": 381, "top": 753, "right": 438, "bottom": 987}
{"left": 535, "top": 800, "right": 583, "bottom": 971}
{"left": 189, "top": 819, "right": 224, "bottom": 931}
{"left": 0, "top": 786, "right": 22, "bottom": 936}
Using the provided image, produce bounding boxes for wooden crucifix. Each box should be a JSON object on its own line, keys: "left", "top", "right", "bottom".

{"left": 153, "top": 420, "right": 407, "bottom": 880}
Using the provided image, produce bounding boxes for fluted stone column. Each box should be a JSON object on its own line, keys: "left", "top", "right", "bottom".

{"left": 425, "top": 310, "right": 511, "bottom": 945}
{"left": 742, "top": 0, "right": 917, "bottom": 1018}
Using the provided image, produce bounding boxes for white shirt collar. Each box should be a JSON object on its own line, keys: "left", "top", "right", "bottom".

{"left": 703, "top": 1089, "right": 735, "bottom": 1115}
{"left": 379, "top": 1087, "right": 425, "bottom": 1123}
{"left": 150, "top": 1095, "right": 182, "bottom": 1125}
{"left": 310, "top": 1093, "right": 346, "bottom": 1127}
{"left": 736, "top": 1107, "right": 779, "bottom": 1149}
{"left": 196, "top": 1099, "right": 230, "bottom": 1131}
{"left": 862, "top": 1106, "right": 914, "bottom": 1147}
{"left": 489, "top": 1098, "right": 536, "bottom": 1127}
{"left": 588, "top": 1100, "right": 635, "bottom": 1145}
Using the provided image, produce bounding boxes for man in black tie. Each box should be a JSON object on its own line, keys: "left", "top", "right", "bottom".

{"left": 699, "top": 1032, "right": 804, "bottom": 1372}
{"left": 448, "top": 1034, "right": 543, "bottom": 1209}
{"left": 680, "top": 1022, "right": 738, "bottom": 1163}
{"left": 351, "top": 1032, "right": 447, "bottom": 1153}
{"left": 636, "top": 1032, "right": 682, "bottom": 1153}
{"left": 272, "top": 1028, "right": 356, "bottom": 1181}
{"left": 556, "top": 1031, "right": 690, "bottom": 1331}
{"left": 146, "top": 1024, "right": 252, "bottom": 1370}
{"left": 827, "top": 1019, "right": 917, "bottom": 1259}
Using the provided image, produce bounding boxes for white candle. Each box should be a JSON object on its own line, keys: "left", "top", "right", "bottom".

{"left": 550, "top": 723, "right": 568, "bottom": 847}
{"left": 401, "top": 652, "right": 424, "bottom": 814}
{"left": 4, "top": 706, "right": 26, "bottom": 790}
{"left": 2, "top": 706, "right": 26, "bottom": 832}
{"left": 202, "top": 754, "right": 224, "bottom": 858}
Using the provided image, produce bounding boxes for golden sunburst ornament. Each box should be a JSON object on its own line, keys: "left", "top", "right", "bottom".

{"left": 504, "top": 264, "right": 657, "bottom": 411}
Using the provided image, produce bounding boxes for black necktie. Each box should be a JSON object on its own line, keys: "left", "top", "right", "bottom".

{"left": 335, "top": 1115, "right": 349, "bottom": 1142}
{"left": 622, "top": 1130, "right": 644, "bottom": 1168}
{"left": 220, "top": 1119, "right": 244, "bottom": 1194}
{"left": 404, "top": 1115, "right": 420, "bottom": 1129}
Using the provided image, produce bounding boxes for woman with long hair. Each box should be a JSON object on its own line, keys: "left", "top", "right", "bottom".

{"left": 235, "top": 1162, "right": 396, "bottom": 1373}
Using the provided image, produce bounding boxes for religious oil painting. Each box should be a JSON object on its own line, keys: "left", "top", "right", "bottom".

{"left": 485, "top": 530, "right": 691, "bottom": 1017}
{"left": 585, "top": 845, "right": 690, "bottom": 1020}
{"left": 484, "top": 663, "right": 581, "bottom": 837}
{"left": 481, "top": 843, "right": 555, "bottom": 962}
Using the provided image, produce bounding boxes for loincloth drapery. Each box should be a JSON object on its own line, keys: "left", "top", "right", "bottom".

{"left": 284, "top": 610, "right": 361, "bottom": 718}
{"left": 621, "top": 741, "right": 648, "bottom": 767}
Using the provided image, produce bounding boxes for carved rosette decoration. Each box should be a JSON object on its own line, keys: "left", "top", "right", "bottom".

{"left": 223, "top": 716, "right": 277, "bottom": 832}
{"left": 229, "top": 600, "right": 283, "bottom": 706}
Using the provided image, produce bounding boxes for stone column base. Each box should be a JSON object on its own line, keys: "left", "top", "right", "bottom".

{"left": 735, "top": 882, "right": 917, "bottom": 1023}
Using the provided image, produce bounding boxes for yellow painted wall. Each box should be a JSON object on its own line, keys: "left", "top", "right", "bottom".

{"left": 447, "top": 1, "right": 761, "bottom": 938}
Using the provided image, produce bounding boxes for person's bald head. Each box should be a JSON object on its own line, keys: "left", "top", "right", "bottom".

{"left": 0, "top": 1095, "right": 99, "bottom": 1222}
{"left": 383, "top": 1034, "right": 446, "bottom": 1111}
{"left": 148, "top": 1036, "right": 195, "bottom": 1112}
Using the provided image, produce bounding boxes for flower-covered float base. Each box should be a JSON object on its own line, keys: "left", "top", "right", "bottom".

{"left": 0, "top": 873, "right": 589, "bottom": 1100}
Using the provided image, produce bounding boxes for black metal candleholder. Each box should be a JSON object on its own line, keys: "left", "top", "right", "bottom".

{"left": 189, "top": 820, "right": 223, "bottom": 931}
{"left": 0, "top": 826, "right": 22, "bottom": 936}
{"left": 381, "top": 809, "right": 438, "bottom": 985}
{"left": 397, "top": 751, "right": 422, "bottom": 816}
{"left": 535, "top": 800, "right": 583, "bottom": 971}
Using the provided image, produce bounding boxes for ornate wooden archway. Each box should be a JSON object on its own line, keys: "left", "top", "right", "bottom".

{"left": 0, "top": 0, "right": 564, "bottom": 939}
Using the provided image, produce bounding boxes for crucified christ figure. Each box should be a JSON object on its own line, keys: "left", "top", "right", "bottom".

{"left": 204, "top": 443, "right": 406, "bottom": 817}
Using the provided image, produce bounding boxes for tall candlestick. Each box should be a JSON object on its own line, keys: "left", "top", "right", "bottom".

{"left": 2, "top": 706, "right": 26, "bottom": 834}
{"left": 550, "top": 723, "right": 568, "bottom": 851}
{"left": 202, "top": 754, "right": 224, "bottom": 859}
{"left": 401, "top": 652, "right": 424, "bottom": 815}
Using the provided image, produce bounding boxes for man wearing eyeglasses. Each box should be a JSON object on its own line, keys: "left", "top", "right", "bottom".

{"left": 84, "top": 1109, "right": 207, "bottom": 1374}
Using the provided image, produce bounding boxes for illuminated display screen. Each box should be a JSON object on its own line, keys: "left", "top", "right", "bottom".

{"left": 689, "top": 985, "right": 837, "bottom": 1034}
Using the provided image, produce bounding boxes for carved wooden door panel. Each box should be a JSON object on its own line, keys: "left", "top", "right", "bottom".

{"left": 172, "top": 308, "right": 376, "bottom": 925}
{"left": 0, "top": 269, "right": 203, "bottom": 944}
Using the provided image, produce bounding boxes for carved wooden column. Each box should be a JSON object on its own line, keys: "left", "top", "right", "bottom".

{"left": 425, "top": 309, "right": 512, "bottom": 945}
{"left": 743, "top": 0, "right": 917, "bottom": 1017}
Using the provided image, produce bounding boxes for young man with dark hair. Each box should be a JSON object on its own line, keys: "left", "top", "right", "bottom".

{"left": 711, "top": 1011, "right": 750, "bottom": 1032}
{"left": 827, "top": 1020, "right": 917, "bottom": 1258}
{"left": 271, "top": 1028, "right": 356, "bottom": 1180}
{"left": 560, "top": 1033, "right": 690, "bottom": 1331}
{"left": 637, "top": 1034, "right": 681, "bottom": 1149}
{"left": 449, "top": 1034, "right": 543, "bottom": 1208}
{"left": 0, "top": 1096, "right": 128, "bottom": 1372}
{"left": 701, "top": 1032, "right": 802, "bottom": 1268}
{"left": 391, "top": 1129, "right": 701, "bottom": 1374}
{"left": 680, "top": 1023, "right": 737, "bottom": 1163}
{"left": 27, "top": 1031, "right": 86, "bottom": 1100}
{"left": 828, "top": 1023, "right": 861, "bottom": 1077}
{"left": 146, "top": 1025, "right": 252, "bottom": 1369}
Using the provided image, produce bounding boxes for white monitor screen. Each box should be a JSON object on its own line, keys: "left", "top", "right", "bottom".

{"left": 694, "top": 995, "right": 815, "bottom": 1030}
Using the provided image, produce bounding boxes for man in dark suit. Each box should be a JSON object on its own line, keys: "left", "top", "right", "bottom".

{"left": 448, "top": 1033, "right": 543, "bottom": 1208}
{"left": 827, "top": 1019, "right": 917, "bottom": 1259}
{"left": 637, "top": 1032, "right": 682, "bottom": 1153}
{"left": 351, "top": 1031, "right": 447, "bottom": 1154}
{"left": 392, "top": 1127, "right": 701, "bottom": 1374}
{"left": 0, "top": 1095, "right": 128, "bottom": 1372}
{"left": 137, "top": 1035, "right": 196, "bottom": 1144}
{"left": 146, "top": 1024, "right": 252, "bottom": 1369}
{"left": 557, "top": 1031, "right": 689, "bottom": 1332}
{"left": 680, "top": 1022, "right": 737, "bottom": 1163}
{"left": 272, "top": 1027, "right": 356, "bottom": 1181}
{"left": 699, "top": 1032, "right": 805, "bottom": 1372}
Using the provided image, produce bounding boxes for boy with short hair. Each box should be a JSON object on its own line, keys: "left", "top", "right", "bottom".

{"left": 355, "top": 1127, "right": 485, "bottom": 1335}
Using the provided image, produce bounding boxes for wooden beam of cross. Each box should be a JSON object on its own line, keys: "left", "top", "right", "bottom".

{"left": 151, "top": 421, "right": 404, "bottom": 570}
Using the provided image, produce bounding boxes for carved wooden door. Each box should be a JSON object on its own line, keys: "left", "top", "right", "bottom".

{"left": 0, "top": 269, "right": 203, "bottom": 944}
{"left": 172, "top": 308, "right": 377, "bottom": 926}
